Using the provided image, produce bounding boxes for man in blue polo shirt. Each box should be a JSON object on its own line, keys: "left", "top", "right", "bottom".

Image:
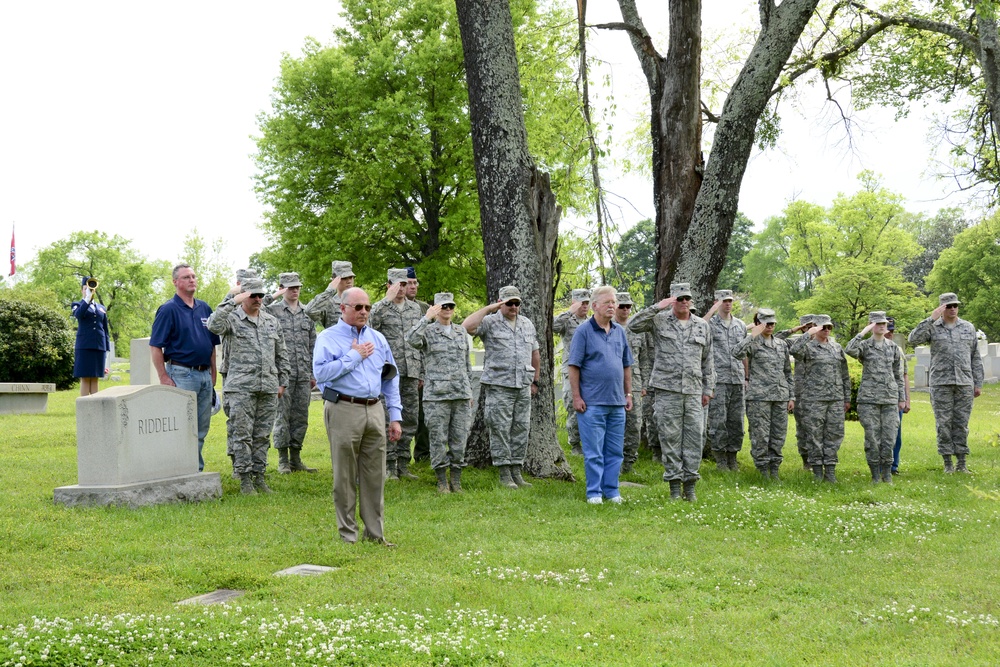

{"left": 568, "top": 285, "right": 634, "bottom": 504}
{"left": 150, "top": 263, "right": 221, "bottom": 472}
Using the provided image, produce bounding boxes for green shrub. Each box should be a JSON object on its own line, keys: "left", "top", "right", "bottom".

{"left": 0, "top": 297, "right": 75, "bottom": 389}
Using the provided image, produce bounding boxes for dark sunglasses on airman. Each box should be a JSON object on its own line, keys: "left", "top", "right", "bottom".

{"left": 676, "top": 296, "right": 692, "bottom": 302}
{"left": 249, "top": 293, "right": 265, "bottom": 299}
{"left": 505, "top": 300, "right": 521, "bottom": 307}
{"left": 617, "top": 304, "right": 632, "bottom": 310}
{"left": 440, "top": 304, "right": 455, "bottom": 310}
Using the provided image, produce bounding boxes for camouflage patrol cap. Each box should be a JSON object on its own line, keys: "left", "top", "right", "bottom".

{"left": 938, "top": 292, "right": 961, "bottom": 306}
{"left": 799, "top": 314, "right": 817, "bottom": 326}
{"left": 670, "top": 282, "right": 693, "bottom": 298}
{"left": 240, "top": 278, "right": 266, "bottom": 294}
{"left": 236, "top": 268, "right": 257, "bottom": 282}
{"left": 813, "top": 314, "right": 833, "bottom": 327}
{"left": 571, "top": 288, "right": 591, "bottom": 302}
{"left": 387, "top": 268, "right": 409, "bottom": 283}
{"left": 331, "top": 261, "right": 355, "bottom": 278}
{"left": 434, "top": 292, "right": 456, "bottom": 306}
{"left": 278, "top": 272, "right": 302, "bottom": 288}
{"left": 616, "top": 292, "right": 633, "bottom": 305}
{"left": 498, "top": 285, "right": 522, "bottom": 302}
{"left": 714, "top": 289, "right": 734, "bottom": 301}
{"left": 868, "top": 311, "right": 889, "bottom": 324}
{"left": 757, "top": 308, "right": 777, "bottom": 324}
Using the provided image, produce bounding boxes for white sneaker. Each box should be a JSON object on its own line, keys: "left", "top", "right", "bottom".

{"left": 608, "top": 495, "right": 624, "bottom": 504}
{"left": 587, "top": 496, "right": 603, "bottom": 505}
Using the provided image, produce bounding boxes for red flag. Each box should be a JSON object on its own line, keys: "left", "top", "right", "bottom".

{"left": 7, "top": 226, "right": 13, "bottom": 276}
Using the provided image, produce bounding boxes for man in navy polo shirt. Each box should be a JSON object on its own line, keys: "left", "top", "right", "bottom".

{"left": 568, "top": 285, "right": 634, "bottom": 504}
{"left": 150, "top": 263, "right": 221, "bottom": 472}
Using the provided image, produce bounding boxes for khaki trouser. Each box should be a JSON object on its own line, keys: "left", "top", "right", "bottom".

{"left": 325, "top": 399, "right": 386, "bottom": 543}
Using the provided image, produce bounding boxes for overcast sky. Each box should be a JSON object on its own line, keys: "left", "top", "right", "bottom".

{"left": 0, "top": 0, "right": 972, "bottom": 280}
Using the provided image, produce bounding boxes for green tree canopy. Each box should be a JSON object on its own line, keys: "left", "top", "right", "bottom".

{"left": 926, "top": 213, "right": 1000, "bottom": 341}
{"left": 162, "top": 230, "right": 233, "bottom": 310}
{"left": 26, "top": 231, "right": 170, "bottom": 351}
{"left": 253, "top": 0, "right": 589, "bottom": 302}
{"left": 613, "top": 218, "right": 656, "bottom": 307}
{"left": 901, "top": 207, "right": 970, "bottom": 292}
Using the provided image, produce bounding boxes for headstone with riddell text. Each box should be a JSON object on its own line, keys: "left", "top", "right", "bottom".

{"left": 54, "top": 384, "right": 221, "bottom": 508}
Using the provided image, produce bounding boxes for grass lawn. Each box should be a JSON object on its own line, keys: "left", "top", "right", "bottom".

{"left": 2, "top": 379, "right": 1000, "bottom": 665}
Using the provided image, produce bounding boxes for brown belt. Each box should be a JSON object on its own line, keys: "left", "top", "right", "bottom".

{"left": 339, "top": 394, "right": 380, "bottom": 406}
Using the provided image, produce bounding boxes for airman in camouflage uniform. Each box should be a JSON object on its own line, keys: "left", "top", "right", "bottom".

{"left": 369, "top": 268, "right": 425, "bottom": 480}
{"left": 628, "top": 282, "right": 715, "bottom": 501}
{"left": 553, "top": 289, "right": 591, "bottom": 456}
{"left": 908, "top": 292, "right": 984, "bottom": 473}
{"left": 303, "top": 260, "right": 356, "bottom": 329}
{"left": 789, "top": 315, "right": 851, "bottom": 483}
{"left": 775, "top": 314, "right": 816, "bottom": 469}
{"left": 207, "top": 278, "right": 290, "bottom": 495}
{"left": 404, "top": 267, "right": 432, "bottom": 463}
{"left": 613, "top": 292, "right": 645, "bottom": 473}
{"left": 705, "top": 290, "right": 748, "bottom": 471}
{"left": 266, "top": 272, "right": 318, "bottom": 475}
{"left": 733, "top": 309, "right": 793, "bottom": 479}
{"left": 406, "top": 292, "right": 473, "bottom": 494}
{"left": 846, "top": 311, "right": 905, "bottom": 483}
{"left": 464, "top": 285, "right": 540, "bottom": 490}
{"left": 218, "top": 268, "right": 257, "bottom": 477}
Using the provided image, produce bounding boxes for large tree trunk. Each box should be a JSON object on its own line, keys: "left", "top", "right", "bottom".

{"left": 676, "top": 0, "right": 821, "bottom": 308}
{"left": 455, "top": 0, "right": 573, "bottom": 480}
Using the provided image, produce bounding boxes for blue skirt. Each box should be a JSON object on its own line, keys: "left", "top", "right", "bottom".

{"left": 74, "top": 349, "right": 106, "bottom": 379}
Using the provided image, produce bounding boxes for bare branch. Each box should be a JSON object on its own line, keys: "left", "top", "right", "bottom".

{"left": 701, "top": 100, "right": 720, "bottom": 124}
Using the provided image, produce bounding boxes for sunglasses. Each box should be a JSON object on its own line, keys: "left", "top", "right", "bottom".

{"left": 249, "top": 293, "right": 265, "bottom": 299}
{"left": 345, "top": 304, "right": 372, "bottom": 312}
{"left": 676, "top": 296, "right": 692, "bottom": 302}
{"left": 505, "top": 300, "right": 521, "bottom": 307}
{"left": 823, "top": 325, "right": 834, "bottom": 330}
{"left": 617, "top": 304, "right": 632, "bottom": 310}
{"left": 440, "top": 304, "right": 455, "bottom": 310}
{"left": 945, "top": 304, "right": 959, "bottom": 309}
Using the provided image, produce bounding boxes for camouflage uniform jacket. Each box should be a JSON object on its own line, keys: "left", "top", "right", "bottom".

{"left": 207, "top": 300, "right": 290, "bottom": 393}
{"left": 471, "top": 312, "right": 538, "bottom": 389}
{"left": 845, "top": 335, "right": 905, "bottom": 404}
{"left": 553, "top": 311, "right": 587, "bottom": 370}
{"left": 908, "top": 317, "right": 985, "bottom": 389}
{"left": 623, "top": 324, "right": 646, "bottom": 390}
{"left": 628, "top": 306, "right": 715, "bottom": 396}
{"left": 732, "top": 334, "right": 792, "bottom": 401}
{"left": 775, "top": 330, "right": 805, "bottom": 398}
{"left": 639, "top": 332, "right": 656, "bottom": 390}
{"left": 709, "top": 314, "right": 748, "bottom": 385}
{"left": 217, "top": 291, "right": 237, "bottom": 375}
{"left": 788, "top": 336, "right": 851, "bottom": 402}
{"left": 406, "top": 319, "right": 473, "bottom": 401}
{"left": 369, "top": 298, "right": 424, "bottom": 379}
{"left": 303, "top": 288, "right": 343, "bottom": 329}
{"left": 266, "top": 300, "right": 316, "bottom": 382}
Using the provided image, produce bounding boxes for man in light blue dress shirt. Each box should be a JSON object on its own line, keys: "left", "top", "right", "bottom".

{"left": 314, "top": 287, "right": 402, "bottom": 546}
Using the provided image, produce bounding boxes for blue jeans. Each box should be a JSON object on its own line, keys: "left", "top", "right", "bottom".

{"left": 167, "top": 364, "right": 213, "bottom": 472}
{"left": 892, "top": 410, "right": 903, "bottom": 472}
{"left": 577, "top": 405, "right": 626, "bottom": 499}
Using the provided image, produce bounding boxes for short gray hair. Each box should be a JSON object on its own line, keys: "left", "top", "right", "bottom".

{"left": 590, "top": 285, "right": 616, "bottom": 304}
{"left": 172, "top": 263, "right": 193, "bottom": 280}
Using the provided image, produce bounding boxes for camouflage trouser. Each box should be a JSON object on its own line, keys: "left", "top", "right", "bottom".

{"left": 484, "top": 384, "right": 531, "bottom": 466}
{"left": 384, "top": 376, "right": 420, "bottom": 466}
{"left": 226, "top": 391, "right": 278, "bottom": 474}
{"left": 708, "top": 382, "right": 745, "bottom": 454}
{"left": 655, "top": 390, "right": 704, "bottom": 482}
{"left": 792, "top": 398, "right": 808, "bottom": 462}
{"left": 857, "top": 402, "right": 899, "bottom": 466}
{"left": 800, "top": 400, "right": 844, "bottom": 466}
{"left": 746, "top": 400, "right": 788, "bottom": 468}
{"left": 272, "top": 378, "right": 311, "bottom": 450}
{"left": 425, "top": 399, "right": 471, "bottom": 471}
{"left": 929, "top": 384, "right": 975, "bottom": 456}
{"left": 623, "top": 392, "right": 643, "bottom": 468}
{"left": 561, "top": 365, "right": 580, "bottom": 446}
{"left": 641, "top": 387, "right": 660, "bottom": 455}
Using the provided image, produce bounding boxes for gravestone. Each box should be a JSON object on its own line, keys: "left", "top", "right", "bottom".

{"left": 129, "top": 338, "right": 160, "bottom": 386}
{"left": 913, "top": 346, "right": 931, "bottom": 389}
{"left": 54, "top": 384, "right": 221, "bottom": 508}
{"left": 0, "top": 382, "right": 56, "bottom": 414}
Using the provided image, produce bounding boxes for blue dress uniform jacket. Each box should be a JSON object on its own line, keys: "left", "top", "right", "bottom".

{"left": 71, "top": 299, "right": 110, "bottom": 351}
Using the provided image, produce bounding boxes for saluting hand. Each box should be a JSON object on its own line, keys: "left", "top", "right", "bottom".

{"left": 273, "top": 287, "right": 287, "bottom": 300}
{"left": 807, "top": 325, "right": 823, "bottom": 337}
{"left": 656, "top": 296, "right": 677, "bottom": 310}
{"left": 233, "top": 291, "right": 250, "bottom": 304}
{"left": 860, "top": 322, "right": 875, "bottom": 336}
{"left": 750, "top": 322, "right": 767, "bottom": 337}
{"left": 351, "top": 338, "right": 375, "bottom": 359}
{"left": 931, "top": 303, "right": 946, "bottom": 320}
{"left": 425, "top": 304, "right": 442, "bottom": 321}
{"left": 328, "top": 276, "right": 341, "bottom": 292}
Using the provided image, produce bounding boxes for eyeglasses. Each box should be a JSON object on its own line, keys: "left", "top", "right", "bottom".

{"left": 505, "top": 301, "right": 521, "bottom": 307}
{"left": 440, "top": 304, "right": 455, "bottom": 310}
{"left": 676, "top": 296, "right": 692, "bottom": 302}
{"left": 617, "top": 304, "right": 632, "bottom": 310}
{"left": 945, "top": 304, "right": 959, "bottom": 309}
{"left": 823, "top": 325, "right": 834, "bottom": 330}
{"left": 249, "top": 293, "right": 265, "bottom": 299}
{"left": 345, "top": 304, "right": 372, "bottom": 312}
